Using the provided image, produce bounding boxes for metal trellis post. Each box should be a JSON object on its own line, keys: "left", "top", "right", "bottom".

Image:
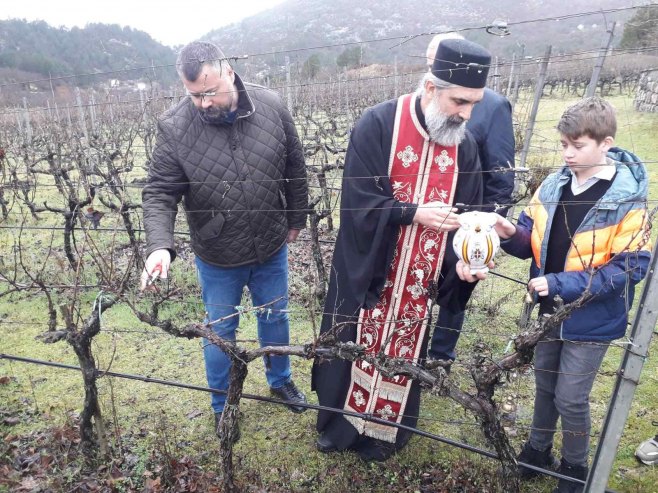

{"left": 511, "top": 44, "right": 525, "bottom": 108}
{"left": 585, "top": 22, "right": 616, "bottom": 98}
{"left": 75, "top": 87, "right": 89, "bottom": 142}
{"left": 519, "top": 45, "right": 552, "bottom": 170}
{"left": 344, "top": 67, "right": 349, "bottom": 114}
{"left": 585, "top": 241, "right": 658, "bottom": 493}
{"left": 508, "top": 46, "right": 551, "bottom": 221}
{"left": 285, "top": 56, "right": 292, "bottom": 111}
{"left": 492, "top": 56, "right": 500, "bottom": 93}
{"left": 89, "top": 91, "right": 96, "bottom": 131}
{"left": 394, "top": 55, "right": 399, "bottom": 96}
{"left": 22, "top": 97, "right": 32, "bottom": 144}
{"left": 506, "top": 53, "right": 516, "bottom": 97}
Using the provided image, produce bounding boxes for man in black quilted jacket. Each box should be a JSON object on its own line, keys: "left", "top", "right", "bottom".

{"left": 141, "top": 42, "right": 309, "bottom": 436}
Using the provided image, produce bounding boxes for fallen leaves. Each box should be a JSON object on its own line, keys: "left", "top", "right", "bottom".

{"left": 186, "top": 409, "right": 203, "bottom": 420}
{"left": 0, "top": 418, "right": 229, "bottom": 493}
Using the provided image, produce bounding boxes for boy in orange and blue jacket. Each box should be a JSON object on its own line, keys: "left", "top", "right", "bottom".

{"left": 459, "top": 97, "right": 651, "bottom": 493}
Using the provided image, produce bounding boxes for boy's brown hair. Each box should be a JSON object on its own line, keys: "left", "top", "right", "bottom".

{"left": 556, "top": 96, "right": 617, "bottom": 142}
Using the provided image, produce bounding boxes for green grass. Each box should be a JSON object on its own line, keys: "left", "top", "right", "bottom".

{"left": 1, "top": 90, "right": 658, "bottom": 492}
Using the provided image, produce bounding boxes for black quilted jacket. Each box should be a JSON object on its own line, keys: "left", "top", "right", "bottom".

{"left": 142, "top": 74, "right": 308, "bottom": 267}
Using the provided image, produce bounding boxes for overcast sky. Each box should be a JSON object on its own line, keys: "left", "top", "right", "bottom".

{"left": 1, "top": 0, "right": 286, "bottom": 47}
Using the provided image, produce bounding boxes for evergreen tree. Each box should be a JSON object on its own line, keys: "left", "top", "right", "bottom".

{"left": 0, "top": 19, "right": 176, "bottom": 86}
{"left": 620, "top": 5, "right": 658, "bottom": 50}
{"left": 302, "top": 54, "right": 322, "bottom": 79}
{"left": 336, "top": 46, "right": 363, "bottom": 69}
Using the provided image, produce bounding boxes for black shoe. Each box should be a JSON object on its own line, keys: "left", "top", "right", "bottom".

{"left": 214, "top": 412, "right": 240, "bottom": 443}
{"left": 316, "top": 433, "right": 337, "bottom": 453}
{"left": 517, "top": 442, "right": 560, "bottom": 480}
{"left": 356, "top": 437, "right": 398, "bottom": 462}
{"left": 270, "top": 380, "right": 307, "bottom": 413}
{"left": 553, "top": 459, "right": 588, "bottom": 493}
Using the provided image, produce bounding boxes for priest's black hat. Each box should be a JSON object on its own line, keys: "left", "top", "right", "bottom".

{"left": 431, "top": 39, "right": 491, "bottom": 89}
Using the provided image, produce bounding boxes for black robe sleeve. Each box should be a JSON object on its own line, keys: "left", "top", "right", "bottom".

{"left": 330, "top": 101, "right": 417, "bottom": 310}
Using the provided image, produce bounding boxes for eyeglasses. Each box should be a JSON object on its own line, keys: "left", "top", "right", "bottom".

{"left": 185, "top": 70, "right": 230, "bottom": 103}
{"left": 186, "top": 90, "right": 217, "bottom": 102}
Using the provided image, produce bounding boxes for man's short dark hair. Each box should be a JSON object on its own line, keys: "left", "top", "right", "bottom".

{"left": 176, "top": 41, "right": 230, "bottom": 82}
{"left": 556, "top": 96, "right": 617, "bottom": 142}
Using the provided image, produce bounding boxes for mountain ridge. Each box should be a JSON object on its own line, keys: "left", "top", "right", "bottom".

{"left": 202, "top": 0, "right": 636, "bottom": 79}
{"left": 0, "top": 19, "right": 176, "bottom": 88}
{"left": 0, "top": 2, "right": 643, "bottom": 95}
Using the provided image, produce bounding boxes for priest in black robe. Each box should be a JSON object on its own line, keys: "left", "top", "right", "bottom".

{"left": 311, "top": 39, "right": 491, "bottom": 461}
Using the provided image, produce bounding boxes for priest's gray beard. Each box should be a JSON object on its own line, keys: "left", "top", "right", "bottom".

{"left": 425, "top": 97, "right": 467, "bottom": 147}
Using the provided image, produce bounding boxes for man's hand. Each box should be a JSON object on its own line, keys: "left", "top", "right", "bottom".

{"left": 456, "top": 260, "right": 495, "bottom": 283}
{"left": 287, "top": 228, "right": 300, "bottom": 243}
{"left": 528, "top": 276, "right": 549, "bottom": 297}
{"left": 140, "top": 249, "right": 171, "bottom": 291}
{"left": 413, "top": 202, "right": 460, "bottom": 232}
{"left": 493, "top": 213, "right": 517, "bottom": 239}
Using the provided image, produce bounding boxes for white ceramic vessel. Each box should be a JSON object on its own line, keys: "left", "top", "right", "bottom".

{"left": 452, "top": 211, "right": 500, "bottom": 273}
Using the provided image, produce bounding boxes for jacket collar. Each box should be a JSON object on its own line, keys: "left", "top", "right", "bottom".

{"left": 553, "top": 159, "right": 645, "bottom": 210}
{"left": 414, "top": 95, "right": 428, "bottom": 136}
{"left": 233, "top": 72, "right": 255, "bottom": 120}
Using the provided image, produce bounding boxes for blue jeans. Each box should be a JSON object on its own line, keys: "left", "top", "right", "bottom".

{"left": 196, "top": 245, "right": 292, "bottom": 414}
{"left": 428, "top": 306, "right": 466, "bottom": 361}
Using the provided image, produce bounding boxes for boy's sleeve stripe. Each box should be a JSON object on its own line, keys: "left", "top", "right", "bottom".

{"left": 564, "top": 208, "right": 651, "bottom": 271}
{"left": 612, "top": 208, "right": 652, "bottom": 254}
{"left": 525, "top": 192, "right": 547, "bottom": 267}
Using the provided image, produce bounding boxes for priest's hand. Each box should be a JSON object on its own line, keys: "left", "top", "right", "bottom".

{"left": 412, "top": 201, "right": 460, "bottom": 232}
{"left": 456, "top": 260, "right": 494, "bottom": 282}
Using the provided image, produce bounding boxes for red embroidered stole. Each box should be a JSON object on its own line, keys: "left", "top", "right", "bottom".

{"left": 343, "top": 93, "right": 458, "bottom": 442}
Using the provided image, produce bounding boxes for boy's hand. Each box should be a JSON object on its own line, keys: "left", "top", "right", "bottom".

{"left": 456, "top": 260, "right": 495, "bottom": 282}
{"left": 528, "top": 276, "right": 549, "bottom": 297}
{"left": 493, "top": 213, "right": 517, "bottom": 239}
